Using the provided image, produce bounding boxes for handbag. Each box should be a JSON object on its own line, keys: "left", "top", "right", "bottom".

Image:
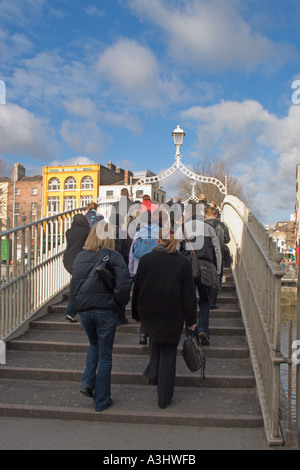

{"left": 182, "top": 333, "right": 206, "bottom": 380}
{"left": 184, "top": 236, "right": 218, "bottom": 289}
{"left": 95, "top": 255, "right": 115, "bottom": 292}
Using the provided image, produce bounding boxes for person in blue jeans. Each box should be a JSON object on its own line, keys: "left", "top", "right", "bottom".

{"left": 180, "top": 201, "right": 221, "bottom": 346}
{"left": 70, "top": 222, "right": 132, "bottom": 412}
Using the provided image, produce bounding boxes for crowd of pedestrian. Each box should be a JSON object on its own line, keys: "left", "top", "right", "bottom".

{"left": 63, "top": 190, "right": 231, "bottom": 412}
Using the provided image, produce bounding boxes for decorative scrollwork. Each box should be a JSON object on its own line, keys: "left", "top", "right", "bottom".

{"left": 135, "top": 156, "right": 227, "bottom": 195}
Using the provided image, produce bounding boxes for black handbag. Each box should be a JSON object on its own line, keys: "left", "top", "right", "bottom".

{"left": 95, "top": 255, "right": 115, "bottom": 292}
{"left": 185, "top": 237, "right": 218, "bottom": 289}
{"left": 182, "top": 333, "right": 206, "bottom": 380}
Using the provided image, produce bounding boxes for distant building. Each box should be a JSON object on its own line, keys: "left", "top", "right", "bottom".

{"left": 268, "top": 220, "right": 296, "bottom": 255}
{"left": 42, "top": 161, "right": 130, "bottom": 217}
{"left": 98, "top": 168, "right": 166, "bottom": 204}
{"left": 43, "top": 162, "right": 166, "bottom": 217}
{"left": 0, "top": 164, "right": 43, "bottom": 229}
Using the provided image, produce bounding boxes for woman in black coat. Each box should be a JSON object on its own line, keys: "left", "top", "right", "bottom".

{"left": 132, "top": 230, "right": 197, "bottom": 409}
{"left": 63, "top": 214, "right": 91, "bottom": 322}
{"left": 70, "top": 222, "right": 132, "bottom": 412}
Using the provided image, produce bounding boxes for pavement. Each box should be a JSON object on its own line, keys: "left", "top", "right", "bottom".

{"left": 0, "top": 416, "right": 276, "bottom": 451}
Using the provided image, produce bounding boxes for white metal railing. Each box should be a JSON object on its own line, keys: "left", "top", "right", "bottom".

{"left": 0, "top": 207, "right": 85, "bottom": 340}
{"left": 222, "top": 195, "right": 285, "bottom": 446}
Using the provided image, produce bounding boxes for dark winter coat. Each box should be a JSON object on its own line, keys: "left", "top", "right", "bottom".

{"left": 131, "top": 246, "right": 197, "bottom": 344}
{"left": 85, "top": 210, "right": 104, "bottom": 228}
{"left": 179, "top": 216, "right": 222, "bottom": 275}
{"left": 205, "top": 218, "right": 230, "bottom": 262}
{"left": 70, "top": 248, "right": 132, "bottom": 314}
{"left": 63, "top": 214, "right": 91, "bottom": 274}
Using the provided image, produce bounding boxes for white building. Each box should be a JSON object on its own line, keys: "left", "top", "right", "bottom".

{"left": 98, "top": 169, "right": 166, "bottom": 205}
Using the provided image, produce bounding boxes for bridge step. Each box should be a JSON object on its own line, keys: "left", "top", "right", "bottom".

{"left": 0, "top": 276, "right": 264, "bottom": 430}
{"left": 0, "top": 380, "right": 263, "bottom": 428}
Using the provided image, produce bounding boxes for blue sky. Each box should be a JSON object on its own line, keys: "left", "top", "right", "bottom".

{"left": 1, "top": 0, "right": 300, "bottom": 224}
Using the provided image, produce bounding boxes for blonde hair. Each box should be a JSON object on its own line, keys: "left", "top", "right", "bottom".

{"left": 84, "top": 222, "right": 115, "bottom": 251}
{"left": 158, "top": 229, "right": 178, "bottom": 254}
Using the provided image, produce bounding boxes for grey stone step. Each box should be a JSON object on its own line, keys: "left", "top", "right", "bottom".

{"left": 0, "top": 379, "right": 263, "bottom": 428}
{"left": 1, "top": 350, "right": 255, "bottom": 388}
{"left": 7, "top": 330, "right": 250, "bottom": 358}
{"left": 30, "top": 314, "right": 245, "bottom": 336}
{"left": 50, "top": 304, "right": 241, "bottom": 318}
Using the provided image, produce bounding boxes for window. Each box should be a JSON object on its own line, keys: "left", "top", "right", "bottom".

{"left": 64, "top": 177, "right": 76, "bottom": 190}
{"left": 80, "top": 195, "right": 93, "bottom": 207}
{"left": 31, "top": 202, "right": 38, "bottom": 217}
{"left": 136, "top": 190, "right": 143, "bottom": 198}
{"left": 15, "top": 188, "right": 20, "bottom": 195}
{"left": 81, "top": 176, "right": 93, "bottom": 190}
{"left": 48, "top": 178, "right": 60, "bottom": 191}
{"left": 106, "top": 190, "right": 114, "bottom": 200}
{"left": 64, "top": 196, "right": 76, "bottom": 211}
{"left": 15, "top": 202, "right": 20, "bottom": 215}
{"left": 31, "top": 187, "right": 38, "bottom": 195}
{"left": 48, "top": 197, "right": 60, "bottom": 213}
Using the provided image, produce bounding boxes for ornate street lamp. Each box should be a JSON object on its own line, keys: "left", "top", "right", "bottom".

{"left": 172, "top": 125, "right": 185, "bottom": 161}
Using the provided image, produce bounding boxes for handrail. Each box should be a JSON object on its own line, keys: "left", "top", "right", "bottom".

{"left": 222, "top": 195, "right": 285, "bottom": 446}
{"left": 0, "top": 207, "right": 85, "bottom": 340}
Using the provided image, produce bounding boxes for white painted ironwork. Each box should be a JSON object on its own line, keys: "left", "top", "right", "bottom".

{"left": 135, "top": 125, "right": 227, "bottom": 196}
{"left": 222, "top": 195, "right": 285, "bottom": 446}
{"left": 0, "top": 208, "right": 83, "bottom": 340}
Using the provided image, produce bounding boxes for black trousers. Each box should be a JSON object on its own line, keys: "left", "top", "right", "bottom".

{"left": 144, "top": 341, "right": 178, "bottom": 409}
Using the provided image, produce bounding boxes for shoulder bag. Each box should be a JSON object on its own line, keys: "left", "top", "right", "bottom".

{"left": 184, "top": 236, "right": 218, "bottom": 289}
{"left": 95, "top": 255, "right": 115, "bottom": 292}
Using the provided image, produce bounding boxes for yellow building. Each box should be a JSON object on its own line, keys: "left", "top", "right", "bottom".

{"left": 43, "top": 162, "right": 126, "bottom": 217}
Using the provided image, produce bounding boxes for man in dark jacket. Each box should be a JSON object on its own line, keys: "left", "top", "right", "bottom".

{"left": 63, "top": 214, "right": 90, "bottom": 322}
{"left": 111, "top": 188, "right": 134, "bottom": 228}
{"left": 205, "top": 206, "right": 230, "bottom": 309}
{"left": 180, "top": 201, "right": 221, "bottom": 346}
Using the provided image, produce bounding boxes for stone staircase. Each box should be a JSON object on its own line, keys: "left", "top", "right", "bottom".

{"left": 0, "top": 269, "right": 264, "bottom": 429}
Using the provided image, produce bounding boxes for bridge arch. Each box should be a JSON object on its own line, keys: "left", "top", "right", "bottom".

{"left": 134, "top": 125, "right": 227, "bottom": 202}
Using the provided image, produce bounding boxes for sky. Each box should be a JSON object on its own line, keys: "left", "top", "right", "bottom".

{"left": 1, "top": 0, "right": 300, "bottom": 224}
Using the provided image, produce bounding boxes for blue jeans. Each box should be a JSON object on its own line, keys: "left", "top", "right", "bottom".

{"left": 195, "top": 281, "right": 211, "bottom": 337}
{"left": 65, "top": 299, "right": 76, "bottom": 318}
{"left": 79, "top": 309, "right": 117, "bottom": 411}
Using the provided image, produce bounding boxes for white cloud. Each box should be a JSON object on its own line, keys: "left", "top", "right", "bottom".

{"left": 181, "top": 99, "right": 300, "bottom": 222}
{"left": 84, "top": 6, "right": 104, "bottom": 19}
{"left": 96, "top": 38, "right": 183, "bottom": 107}
{"left": 128, "top": 0, "right": 294, "bottom": 72}
{"left": 50, "top": 156, "right": 97, "bottom": 167}
{"left": 59, "top": 120, "right": 108, "bottom": 157}
{"left": 0, "top": 103, "right": 56, "bottom": 158}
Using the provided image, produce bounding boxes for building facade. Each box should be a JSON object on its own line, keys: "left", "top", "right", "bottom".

{"left": 98, "top": 168, "right": 166, "bottom": 204}
{"left": 43, "top": 162, "right": 137, "bottom": 217}
{"left": 0, "top": 164, "right": 43, "bottom": 229}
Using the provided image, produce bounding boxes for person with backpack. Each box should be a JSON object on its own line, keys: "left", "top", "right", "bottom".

{"left": 70, "top": 222, "right": 132, "bottom": 412}
{"left": 128, "top": 210, "right": 160, "bottom": 345}
{"left": 205, "top": 206, "right": 230, "bottom": 309}
{"left": 180, "top": 201, "right": 221, "bottom": 346}
{"left": 85, "top": 202, "right": 104, "bottom": 228}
